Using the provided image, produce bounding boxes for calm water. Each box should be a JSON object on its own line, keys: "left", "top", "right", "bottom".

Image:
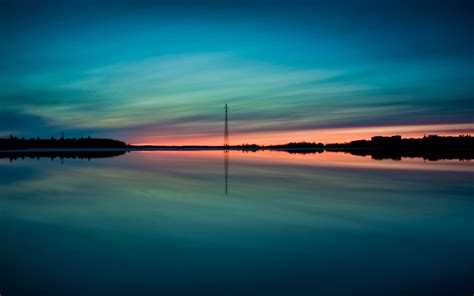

{"left": 1, "top": 151, "right": 473, "bottom": 296}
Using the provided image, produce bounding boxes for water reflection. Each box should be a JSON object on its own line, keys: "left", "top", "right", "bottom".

{"left": 1, "top": 150, "right": 473, "bottom": 295}
{"left": 224, "top": 149, "right": 229, "bottom": 195}
{"left": 0, "top": 150, "right": 128, "bottom": 162}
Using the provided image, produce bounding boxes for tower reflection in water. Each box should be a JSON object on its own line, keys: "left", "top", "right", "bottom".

{"left": 224, "top": 149, "right": 229, "bottom": 195}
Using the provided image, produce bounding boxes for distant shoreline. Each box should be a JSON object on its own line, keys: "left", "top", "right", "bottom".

{"left": 1, "top": 135, "right": 472, "bottom": 161}
{"left": 0, "top": 147, "right": 326, "bottom": 152}
{"left": 1, "top": 146, "right": 469, "bottom": 152}
{"left": 1, "top": 134, "right": 472, "bottom": 151}
{"left": 1, "top": 146, "right": 472, "bottom": 162}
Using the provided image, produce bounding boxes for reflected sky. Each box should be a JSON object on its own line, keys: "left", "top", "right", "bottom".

{"left": 1, "top": 152, "right": 473, "bottom": 295}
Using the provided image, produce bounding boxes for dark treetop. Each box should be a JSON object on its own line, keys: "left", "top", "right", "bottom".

{"left": 0, "top": 135, "right": 128, "bottom": 150}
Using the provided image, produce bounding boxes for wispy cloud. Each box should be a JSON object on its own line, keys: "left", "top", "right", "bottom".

{"left": 1, "top": 52, "right": 472, "bottom": 143}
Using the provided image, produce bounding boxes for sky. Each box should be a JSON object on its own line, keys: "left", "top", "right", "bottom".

{"left": 0, "top": 0, "right": 473, "bottom": 145}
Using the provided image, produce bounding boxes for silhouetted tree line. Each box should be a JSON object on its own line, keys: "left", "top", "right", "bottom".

{"left": 324, "top": 135, "right": 473, "bottom": 150}
{"left": 266, "top": 141, "right": 324, "bottom": 149}
{"left": 238, "top": 143, "right": 260, "bottom": 152}
{"left": 259, "top": 136, "right": 473, "bottom": 160}
{"left": 260, "top": 135, "right": 472, "bottom": 150}
{"left": 1, "top": 134, "right": 472, "bottom": 161}
{"left": 324, "top": 135, "right": 473, "bottom": 161}
{"left": 0, "top": 135, "right": 128, "bottom": 150}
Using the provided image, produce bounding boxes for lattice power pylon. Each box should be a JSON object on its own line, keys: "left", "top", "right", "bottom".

{"left": 224, "top": 103, "right": 230, "bottom": 194}
{"left": 224, "top": 103, "right": 229, "bottom": 148}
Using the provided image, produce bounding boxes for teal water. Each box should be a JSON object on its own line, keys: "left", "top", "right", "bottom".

{"left": 1, "top": 151, "right": 473, "bottom": 295}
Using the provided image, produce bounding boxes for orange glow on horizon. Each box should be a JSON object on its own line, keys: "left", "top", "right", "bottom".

{"left": 129, "top": 123, "right": 474, "bottom": 146}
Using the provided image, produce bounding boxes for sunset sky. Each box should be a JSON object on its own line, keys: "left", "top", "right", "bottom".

{"left": 1, "top": 0, "right": 473, "bottom": 145}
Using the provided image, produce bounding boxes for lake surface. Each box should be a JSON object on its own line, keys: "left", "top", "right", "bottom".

{"left": 1, "top": 151, "right": 473, "bottom": 295}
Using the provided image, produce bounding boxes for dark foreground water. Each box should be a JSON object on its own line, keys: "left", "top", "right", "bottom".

{"left": 1, "top": 151, "right": 473, "bottom": 296}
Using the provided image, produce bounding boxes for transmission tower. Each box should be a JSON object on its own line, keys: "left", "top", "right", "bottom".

{"left": 224, "top": 103, "right": 229, "bottom": 147}
{"left": 224, "top": 103, "right": 230, "bottom": 194}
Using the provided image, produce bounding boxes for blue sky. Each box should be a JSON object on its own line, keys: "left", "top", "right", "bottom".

{"left": 1, "top": 0, "right": 473, "bottom": 144}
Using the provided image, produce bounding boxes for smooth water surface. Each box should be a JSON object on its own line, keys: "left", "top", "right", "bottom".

{"left": 1, "top": 151, "right": 473, "bottom": 295}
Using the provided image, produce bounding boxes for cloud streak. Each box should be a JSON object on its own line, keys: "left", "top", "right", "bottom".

{"left": 1, "top": 52, "right": 473, "bottom": 144}
{"left": 0, "top": 1, "right": 472, "bottom": 143}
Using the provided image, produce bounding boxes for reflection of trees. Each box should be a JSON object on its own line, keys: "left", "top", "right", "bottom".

{"left": 1, "top": 150, "right": 128, "bottom": 162}
{"left": 283, "top": 150, "right": 324, "bottom": 155}
{"left": 325, "top": 149, "right": 473, "bottom": 161}
{"left": 278, "top": 148, "right": 472, "bottom": 161}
